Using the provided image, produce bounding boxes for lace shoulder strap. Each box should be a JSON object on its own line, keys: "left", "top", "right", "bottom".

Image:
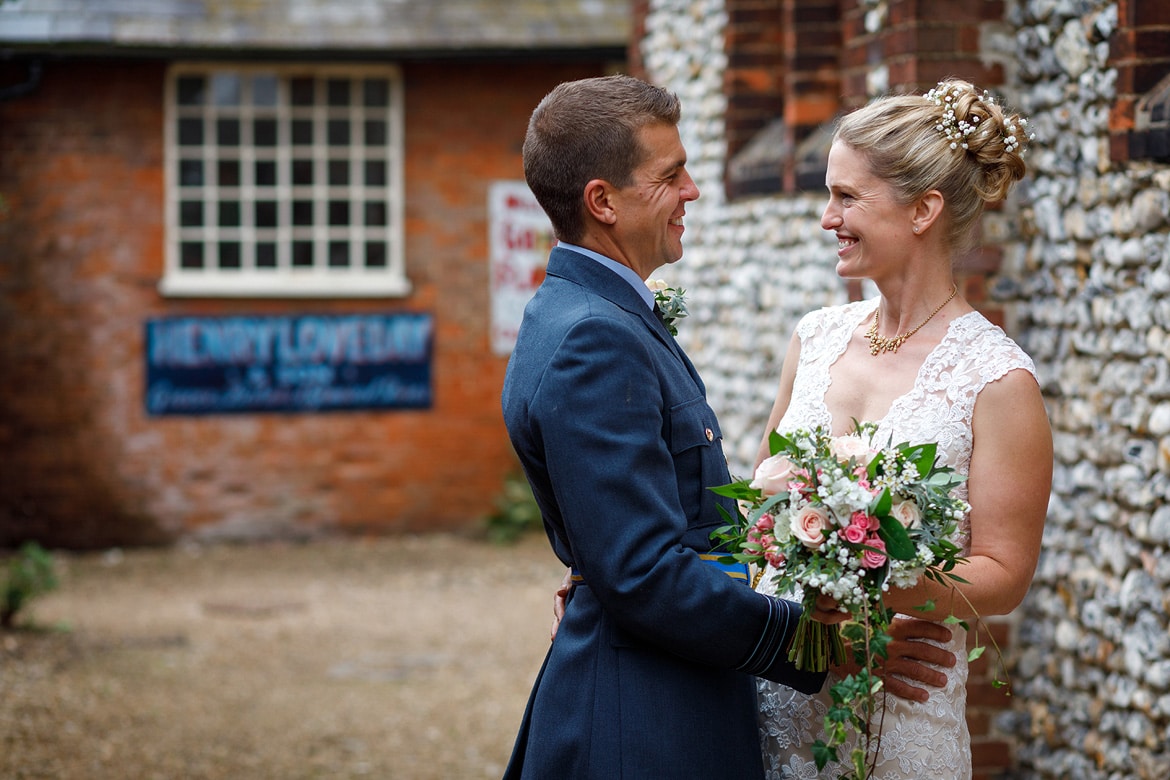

{"left": 913, "top": 311, "right": 1037, "bottom": 433}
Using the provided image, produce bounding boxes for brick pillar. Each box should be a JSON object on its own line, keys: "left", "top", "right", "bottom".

{"left": 1108, "top": 0, "right": 1170, "bottom": 162}
{"left": 780, "top": 0, "right": 841, "bottom": 190}
{"left": 723, "top": 0, "right": 786, "bottom": 165}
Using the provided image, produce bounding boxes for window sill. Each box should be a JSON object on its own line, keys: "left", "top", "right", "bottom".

{"left": 158, "top": 272, "right": 413, "bottom": 299}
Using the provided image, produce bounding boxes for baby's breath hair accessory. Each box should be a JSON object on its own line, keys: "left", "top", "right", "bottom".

{"left": 924, "top": 81, "right": 1034, "bottom": 155}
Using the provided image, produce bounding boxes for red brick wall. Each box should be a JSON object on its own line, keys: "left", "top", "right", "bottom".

{"left": 1108, "top": 0, "right": 1170, "bottom": 161}
{"left": 0, "top": 57, "right": 608, "bottom": 548}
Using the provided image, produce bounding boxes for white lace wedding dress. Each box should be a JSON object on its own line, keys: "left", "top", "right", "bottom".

{"left": 755, "top": 299, "right": 1037, "bottom": 779}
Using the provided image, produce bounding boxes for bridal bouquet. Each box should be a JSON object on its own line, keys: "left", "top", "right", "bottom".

{"left": 711, "top": 421, "right": 973, "bottom": 776}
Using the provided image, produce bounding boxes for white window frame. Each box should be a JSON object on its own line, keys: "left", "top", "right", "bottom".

{"left": 161, "top": 63, "right": 409, "bottom": 298}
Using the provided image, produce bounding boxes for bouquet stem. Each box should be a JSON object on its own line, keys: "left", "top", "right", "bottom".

{"left": 788, "top": 607, "right": 849, "bottom": 673}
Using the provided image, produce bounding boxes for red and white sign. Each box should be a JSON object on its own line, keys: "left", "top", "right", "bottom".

{"left": 489, "top": 181, "right": 554, "bottom": 354}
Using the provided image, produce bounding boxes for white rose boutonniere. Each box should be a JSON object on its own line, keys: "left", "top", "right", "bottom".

{"left": 646, "top": 279, "right": 688, "bottom": 336}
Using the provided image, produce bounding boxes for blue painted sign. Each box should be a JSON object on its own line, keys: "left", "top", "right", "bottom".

{"left": 145, "top": 313, "right": 433, "bottom": 415}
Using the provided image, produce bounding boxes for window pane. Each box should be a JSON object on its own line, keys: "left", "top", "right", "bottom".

{"left": 178, "top": 118, "right": 203, "bottom": 146}
{"left": 292, "top": 241, "right": 314, "bottom": 267}
{"left": 254, "top": 118, "right": 277, "bottom": 146}
{"left": 256, "top": 243, "right": 277, "bottom": 268}
{"left": 218, "top": 160, "right": 240, "bottom": 187}
{"left": 365, "top": 241, "right": 387, "bottom": 268}
{"left": 293, "top": 201, "right": 314, "bottom": 226}
{"left": 291, "top": 119, "right": 313, "bottom": 145}
{"left": 290, "top": 77, "right": 315, "bottom": 106}
{"left": 363, "top": 79, "right": 389, "bottom": 107}
{"left": 364, "top": 160, "right": 386, "bottom": 186}
{"left": 364, "top": 120, "right": 387, "bottom": 146}
{"left": 180, "top": 242, "right": 204, "bottom": 269}
{"left": 328, "top": 201, "right": 349, "bottom": 226}
{"left": 217, "top": 118, "right": 240, "bottom": 146}
{"left": 328, "top": 160, "right": 349, "bottom": 186}
{"left": 255, "top": 160, "right": 277, "bottom": 187}
{"left": 255, "top": 201, "right": 278, "bottom": 228}
{"left": 218, "top": 242, "right": 241, "bottom": 269}
{"left": 327, "top": 79, "right": 350, "bottom": 106}
{"left": 211, "top": 73, "right": 241, "bottom": 106}
{"left": 364, "top": 202, "right": 387, "bottom": 226}
{"left": 327, "top": 119, "right": 349, "bottom": 146}
{"left": 177, "top": 76, "right": 205, "bottom": 106}
{"left": 180, "top": 201, "right": 203, "bottom": 227}
{"left": 179, "top": 159, "right": 203, "bottom": 186}
{"left": 329, "top": 241, "right": 349, "bottom": 267}
{"left": 252, "top": 74, "right": 278, "bottom": 106}
{"left": 219, "top": 202, "right": 241, "bottom": 227}
{"left": 292, "top": 159, "right": 313, "bottom": 185}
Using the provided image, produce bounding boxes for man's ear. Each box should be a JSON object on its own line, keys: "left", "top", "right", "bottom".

{"left": 583, "top": 179, "right": 618, "bottom": 225}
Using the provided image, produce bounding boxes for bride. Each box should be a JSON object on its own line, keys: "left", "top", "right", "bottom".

{"left": 752, "top": 79, "right": 1053, "bottom": 778}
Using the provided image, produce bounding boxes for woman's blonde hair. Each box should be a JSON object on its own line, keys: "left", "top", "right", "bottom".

{"left": 834, "top": 78, "right": 1031, "bottom": 253}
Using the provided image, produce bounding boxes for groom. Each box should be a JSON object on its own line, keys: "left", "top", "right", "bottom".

{"left": 500, "top": 74, "right": 837, "bottom": 779}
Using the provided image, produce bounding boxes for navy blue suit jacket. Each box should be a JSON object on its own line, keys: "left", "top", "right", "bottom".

{"left": 501, "top": 247, "right": 825, "bottom": 779}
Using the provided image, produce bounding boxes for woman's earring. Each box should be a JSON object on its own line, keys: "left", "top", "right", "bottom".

{"left": 912, "top": 226, "right": 920, "bottom": 233}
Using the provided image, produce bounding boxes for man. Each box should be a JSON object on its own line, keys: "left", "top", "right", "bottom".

{"left": 500, "top": 74, "right": 834, "bottom": 779}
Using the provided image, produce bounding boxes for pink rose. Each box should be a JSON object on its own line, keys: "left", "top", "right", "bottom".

{"left": 890, "top": 499, "right": 922, "bottom": 529}
{"left": 751, "top": 454, "right": 796, "bottom": 496}
{"left": 862, "top": 536, "right": 887, "bottom": 569}
{"left": 842, "top": 523, "right": 867, "bottom": 545}
{"left": 791, "top": 506, "right": 830, "bottom": 549}
{"left": 764, "top": 546, "right": 786, "bottom": 568}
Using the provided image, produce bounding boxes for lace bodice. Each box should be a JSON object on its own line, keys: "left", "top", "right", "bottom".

{"left": 756, "top": 299, "right": 1036, "bottom": 779}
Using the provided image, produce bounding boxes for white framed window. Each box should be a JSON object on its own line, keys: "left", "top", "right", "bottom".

{"left": 162, "top": 63, "right": 409, "bottom": 298}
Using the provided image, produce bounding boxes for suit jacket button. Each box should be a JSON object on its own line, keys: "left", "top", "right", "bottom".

{"left": 705, "top": 428, "right": 714, "bottom": 441}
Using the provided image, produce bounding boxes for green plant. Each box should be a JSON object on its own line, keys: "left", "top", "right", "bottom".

{"left": 1, "top": 542, "right": 59, "bottom": 629}
{"left": 485, "top": 472, "right": 542, "bottom": 544}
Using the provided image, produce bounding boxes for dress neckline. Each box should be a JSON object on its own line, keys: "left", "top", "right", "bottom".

{"left": 820, "top": 300, "right": 983, "bottom": 434}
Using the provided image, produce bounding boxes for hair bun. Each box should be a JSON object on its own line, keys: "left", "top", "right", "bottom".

{"left": 925, "top": 79, "right": 1032, "bottom": 202}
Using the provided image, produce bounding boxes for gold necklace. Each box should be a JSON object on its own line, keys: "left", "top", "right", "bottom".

{"left": 866, "top": 285, "right": 957, "bottom": 356}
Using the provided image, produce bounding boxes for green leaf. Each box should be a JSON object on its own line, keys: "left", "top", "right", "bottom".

{"left": 877, "top": 513, "right": 915, "bottom": 560}
{"left": 968, "top": 646, "right": 985, "bottom": 662}
{"left": 911, "top": 442, "right": 938, "bottom": 478}
{"left": 811, "top": 742, "right": 837, "bottom": 771}
{"left": 869, "top": 487, "right": 892, "bottom": 518}
{"left": 769, "top": 429, "right": 792, "bottom": 456}
{"left": 708, "top": 481, "right": 760, "bottom": 501}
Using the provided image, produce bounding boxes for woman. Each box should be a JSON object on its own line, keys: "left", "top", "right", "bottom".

{"left": 753, "top": 79, "right": 1053, "bottom": 778}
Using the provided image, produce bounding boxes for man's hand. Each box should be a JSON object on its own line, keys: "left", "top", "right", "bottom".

{"left": 877, "top": 618, "right": 956, "bottom": 702}
{"left": 809, "top": 594, "right": 850, "bottom": 625}
{"left": 550, "top": 567, "right": 571, "bottom": 641}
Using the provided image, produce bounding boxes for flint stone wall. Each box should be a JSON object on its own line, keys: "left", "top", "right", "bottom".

{"left": 639, "top": 0, "right": 1170, "bottom": 776}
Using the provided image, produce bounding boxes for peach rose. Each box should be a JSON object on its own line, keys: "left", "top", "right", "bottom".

{"left": 791, "top": 505, "right": 831, "bottom": 549}
{"left": 751, "top": 454, "right": 796, "bottom": 496}
{"left": 890, "top": 499, "right": 922, "bottom": 529}
{"left": 829, "top": 434, "right": 876, "bottom": 465}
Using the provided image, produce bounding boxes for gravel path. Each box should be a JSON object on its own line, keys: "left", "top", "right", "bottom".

{"left": 0, "top": 533, "right": 563, "bottom": 779}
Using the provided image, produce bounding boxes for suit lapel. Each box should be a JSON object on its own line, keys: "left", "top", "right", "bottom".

{"left": 545, "top": 246, "right": 687, "bottom": 361}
